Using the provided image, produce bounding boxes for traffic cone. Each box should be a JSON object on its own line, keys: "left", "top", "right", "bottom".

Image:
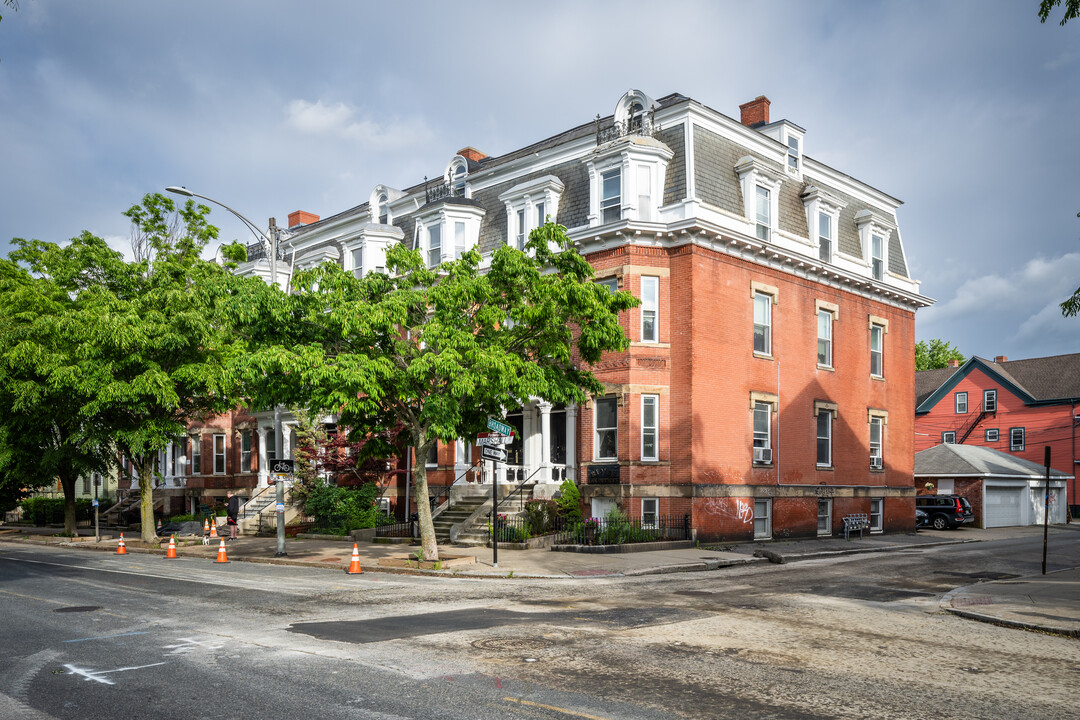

{"left": 209, "top": 519, "right": 218, "bottom": 538}
{"left": 214, "top": 538, "right": 229, "bottom": 563}
{"left": 345, "top": 543, "right": 362, "bottom": 575}
{"left": 156, "top": 518, "right": 162, "bottom": 533}
{"left": 116, "top": 534, "right": 127, "bottom": 555}
{"left": 165, "top": 534, "right": 177, "bottom": 559}
{"left": 203, "top": 519, "right": 209, "bottom": 535}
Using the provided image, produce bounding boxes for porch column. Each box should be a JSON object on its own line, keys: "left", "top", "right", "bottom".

{"left": 165, "top": 442, "right": 174, "bottom": 480}
{"left": 282, "top": 422, "right": 295, "bottom": 460}
{"left": 256, "top": 426, "right": 269, "bottom": 488}
{"left": 566, "top": 404, "right": 578, "bottom": 482}
{"left": 538, "top": 401, "right": 552, "bottom": 480}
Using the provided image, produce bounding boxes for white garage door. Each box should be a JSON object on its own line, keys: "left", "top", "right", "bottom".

{"left": 984, "top": 487, "right": 1023, "bottom": 527}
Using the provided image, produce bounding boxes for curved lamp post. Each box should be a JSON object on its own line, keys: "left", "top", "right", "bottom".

{"left": 165, "top": 185, "right": 290, "bottom": 557}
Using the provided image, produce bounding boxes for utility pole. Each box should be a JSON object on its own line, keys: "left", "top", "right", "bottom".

{"left": 1043, "top": 446, "right": 1051, "bottom": 575}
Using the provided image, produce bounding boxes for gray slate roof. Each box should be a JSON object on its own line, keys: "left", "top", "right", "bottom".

{"left": 914, "top": 443, "right": 1072, "bottom": 478}
{"left": 915, "top": 353, "right": 1080, "bottom": 409}
{"left": 915, "top": 366, "right": 958, "bottom": 407}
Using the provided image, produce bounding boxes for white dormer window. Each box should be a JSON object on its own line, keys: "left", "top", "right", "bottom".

{"left": 351, "top": 246, "right": 364, "bottom": 279}
{"left": 499, "top": 175, "right": 564, "bottom": 251}
{"left": 377, "top": 193, "right": 389, "bottom": 224}
{"left": 445, "top": 156, "right": 469, "bottom": 198}
{"left": 854, "top": 209, "right": 895, "bottom": 282}
{"left": 801, "top": 186, "right": 846, "bottom": 264}
{"left": 427, "top": 224, "right": 441, "bottom": 268}
{"left": 818, "top": 212, "right": 832, "bottom": 263}
{"left": 736, "top": 156, "right": 784, "bottom": 243}
{"left": 415, "top": 201, "right": 486, "bottom": 268}
{"left": 369, "top": 185, "right": 404, "bottom": 226}
{"left": 602, "top": 169, "right": 622, "bottom": 223}
{"left": 787, "top": 135, "right": 800, "bottom": 172}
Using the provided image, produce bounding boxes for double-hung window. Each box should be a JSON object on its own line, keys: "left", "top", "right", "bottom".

{"left": 817, "top": 499, "right": 832, "bottom": 536}
{"left": 427, "top": 225, "right": 441, "bottom": 268}
{"left": 871, "top": 234, "right": 885, "bottom": 281}
{"left": 787, "top": 136, "right": 800, "bottom": 172}
{"left": 1010, "top": 427, "right": 1025, "bottom": 452}
{"left": 869, "top": 499, "right": 883, "bottom": 532}
{"left": 817, "top": 310, "right": 833, "bottom": 367}
{"left": 870, "top": 417, "right": 883, "bottom": 470}
{"left": 816, "top": 411, "right": 832, "bottom": 467}
{"left": 942, "top": 431, "right": 956, "bottom": 444}
{"left": 753, "top": 292, "right": 772, "bottom": 355}
{"left": 641, "top": 276, "right": 658, "bottom": 343}
{"left": 454, "top": 221, "right": 466, "bottom": 259}
{"left": 985, "top": 428, "right": 999, "bottom": 442}
{"left": 753, "top": 401, "right": 772, "bottom": 464}
{"left": 191, "top": 435, "right": 201, "bottom": 475}
{"left": 241, "top": 430, "right": 252, "bottom": 473}
{"left": 516, "top": 208, "right": 526, "bottom": 250}
{"left": 213, "top": 434, "right": 226, "bottom": 475}
{"left": 755, "top": 186, "right": 771, "bottom": 241}
{"left": 641, "top": 395, "right": 658, "bottom": 462}
{"left": 535, "top": 201, "right": 546, "bottom": 228}
{"left": 594, "top": 397, "right": 618, "bottom": 461}
{"left": 818, "top": 212, "right": 832, "bottom": 263}
{"left": 870, "top": 323, "right": 884, "bottom": 377}
{"left": 984, "top": 389, "right": 997, "bottom": 412}
{"left": 754, "top": 499, "right": 772, "bottom": 539}
{"left": 351, "top": 246, "right": 364, "bottom": 279}
{"left": 955, "top": 392, "right": 968, "bottom": 414}
{"left": 641, "top": 498, "right": 658, "bottom": 528}
{"left": 601, "top": 169, "right": 622, "bottom": 224}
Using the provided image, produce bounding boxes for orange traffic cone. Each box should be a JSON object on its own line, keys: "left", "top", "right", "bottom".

{"left": 116, "top": 534, "right": 127, "bottom": 555}
{"left": 209, "top": 519, "right": 218, "bottom": 538}
{"left": 214, "top": 538, "right": 229, "bottom": 563}
{"left": 165, "top": 534, "right": 178, "bottom": 559}
{"left": 203, "top": 519, "right": 210, "bottom": 535}
{"left": 156, "top": 518, "right": 162, "bottom": 532}
{"left": 345, "top": 543, "right": 362, "bottom": 575}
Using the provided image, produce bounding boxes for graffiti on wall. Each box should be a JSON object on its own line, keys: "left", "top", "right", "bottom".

{"left": 701, "top": 496, "right": 755, "bottom": 525}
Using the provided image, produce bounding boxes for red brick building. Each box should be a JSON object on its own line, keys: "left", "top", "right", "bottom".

{"left": 237, "top": 89, "right": 931, "bottom": 541}
{"left": 915, "top": 353, "right": 1080, "bottom": 516}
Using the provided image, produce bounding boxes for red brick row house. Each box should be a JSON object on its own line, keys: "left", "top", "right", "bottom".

{"left": 229, "top": 89, "right": 931, "bottom": 541}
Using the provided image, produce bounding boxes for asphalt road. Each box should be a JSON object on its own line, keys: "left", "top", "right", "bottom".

{"left": 1, "top": 532, "right": 1078, "bottom": 720}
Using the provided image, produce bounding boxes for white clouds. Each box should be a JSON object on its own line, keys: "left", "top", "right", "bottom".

{"left": 284, "top": 99, "right": 433, "bottom": 151}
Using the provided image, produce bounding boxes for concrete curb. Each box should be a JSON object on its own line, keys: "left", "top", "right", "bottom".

{"left": 773, "top": 538, "right": 978, "bottom": 562}
{"left": 939, "top": 571, "right": 1080, "bottom": 639}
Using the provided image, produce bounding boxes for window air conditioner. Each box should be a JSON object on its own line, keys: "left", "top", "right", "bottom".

{"left": 754, "top": 447, "right": 772, "bottom": 464}
{"left": 870, "top": 457, "right": 883, "bottom": 470}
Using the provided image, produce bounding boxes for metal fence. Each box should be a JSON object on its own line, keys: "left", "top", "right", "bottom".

{"left": 375, "top": 520, "right": 414, "bottom": 538}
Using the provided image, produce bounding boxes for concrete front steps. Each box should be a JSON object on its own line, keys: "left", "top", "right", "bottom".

{"left": 433, "top": 494, "right": 488, "bottom": 545}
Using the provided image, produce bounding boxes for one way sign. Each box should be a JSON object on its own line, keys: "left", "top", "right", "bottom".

{"left": 481, "top": 445, "right": 507, "bottom": 462}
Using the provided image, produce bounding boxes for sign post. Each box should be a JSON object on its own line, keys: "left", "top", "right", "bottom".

{"left": 1043, "top": 446, "right": 1051, "bottom": 575}
{"left": 272, "top": 458, "right": 294, "bottom": 557}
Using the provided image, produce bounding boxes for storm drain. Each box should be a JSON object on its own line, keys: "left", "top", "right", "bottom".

{"left": 472, "top": 637, "right": 554, "bottom": 652}
{"left": 53, "top": 606, "right": 100, "bottom": 613}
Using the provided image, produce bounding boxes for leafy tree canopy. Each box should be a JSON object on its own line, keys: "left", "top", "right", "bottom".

{"left": 915, "top": 338, "right": 966, "bottom": 371}
{"left": 1039, "top": 0, "right": 1080, "bottom": 25}
{"left": 226, "top": 222, "right": 637, "bottom": 560}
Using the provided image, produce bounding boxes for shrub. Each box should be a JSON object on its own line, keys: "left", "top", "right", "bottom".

{"left": 523, "top": 499, "right": 557, "bottom": 535}
{"left": 555, "top": 479, "right": 582, "bottom": 524}
{"left": 19, "top": 497, "right": 95, "bottom": 525}
{"left": 306, "top": 482, "right": 393, "bottom": 531}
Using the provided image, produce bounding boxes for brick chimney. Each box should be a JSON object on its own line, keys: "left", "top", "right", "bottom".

{"left": 457, "top": 146, "right": 488, "bottom": 162}
{"left": 994, "top": 355, "right": 1008, "bottom": 363}
{"left": 947, "top": 359, "right": 960, "bottom": 368}
{"left": 288, "top": 210, "right": 319, "bottom": 228}
{"left": 739, "top": 96, "right": 771, "bottom": 127}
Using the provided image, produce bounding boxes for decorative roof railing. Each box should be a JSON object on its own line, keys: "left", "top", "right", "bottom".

{"left": 595, "top": 109, "right": 661, "bottom": 145}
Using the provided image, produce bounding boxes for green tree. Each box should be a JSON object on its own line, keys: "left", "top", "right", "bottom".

{"left": 1039, "top": 0, "right": 1080, "bottom": 25}
{"left": 915, "top": 339, "right": 966, "bottom": 371}
{"left": 1062, "top": 286, "right": 1080, "bottom": 317}
{"left": 227, "top": 222, "right": 637, "bottom": 561}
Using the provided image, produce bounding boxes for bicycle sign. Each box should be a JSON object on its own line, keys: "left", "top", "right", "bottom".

{"left": 271, "top": 459, "right": 294, "bottom": 475}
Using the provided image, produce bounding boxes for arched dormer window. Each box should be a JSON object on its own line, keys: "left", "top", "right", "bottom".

{"left": 370, "top": 185, "right": 401, "bottom": 226}
{"left": 445, "top": 156, "right": 469, "bottom": 198}
{"left": 613, "top": 89, "right": 658, "bottom": 137}
{"left": 377, "top": 193, "right": 389, "bottom": 224}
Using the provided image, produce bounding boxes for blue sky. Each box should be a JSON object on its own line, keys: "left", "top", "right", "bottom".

{"left": 1, "top": 1, "right": 1077, "bottom": 361}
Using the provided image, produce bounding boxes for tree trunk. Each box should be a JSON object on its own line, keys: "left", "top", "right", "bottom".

{"left": 136, "top": 455, "right": 157, "bottom": 543}
{"left": 59, "top": 473, "right": 78, "bottom": 536}
{"left": 412, "top": 435, "right": 439, "bottom": 562}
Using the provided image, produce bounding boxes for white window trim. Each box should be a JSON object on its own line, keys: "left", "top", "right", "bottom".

{"left": 817, "top": 498, "right": 833, "bottom": 536}
{"left": 641, "top": 394, "right": 659, "bottom": 462}
{"left": 586, "top": 129, "right": 673, "bottom": 227}
{"left": 752, "top": 286, "right": 776, "bottom": 357}
{"left": 426, "top": 442, "right": 438, "bottom": 468}
{"left": 414, "top": 203, "right": 485, "bottom": 269}
{"left": 869, "top": 321, "right": 886, "bottom": 378}
{"left": 594, "top": 396, "right": 618, "bottom": 462}
{"left": 736, "top": 156, "right": 783, "bottom": 242}
{"left": 817, "top": 307, "right": 834, "bottom": 368}
{"left": 868, "top": 408, "right": 887, "bottom": 471}
{"left": 640, "top": 276, "right": 659, "bottom": 343}
{"left": 213, "top": 434, "right": 226, "bottom": 475}
{"left": 641, "top": 497, "right": 658, "bottom": 529}
{"left": 854, "top": 209, "right": 896, "bottom": 281}
{"left": 814, "top": 402, "right": 836, "bottom": 468}
{"left": 752, "top": 399, "right": 774, "bottom": 465}
{"left": 985, "top": 428, "right": 1000, "bottom": 442}
{"left": 1009, "top": 427, "right": 1025, "bottom": 452}
{"left": 802, "top": 186, "right": 846, "bottom": 264}
{"left": 445, "top": 156, "right": 469, "bottom": 198}
{"left": 869, "top": 498, "right": 883, "bottom": 533}
{"left": 754, "top": 498, "right": 772, "bottom": 540}
{"left": 984, "top": 389, "right": 997, "bottom": 412}
{"left": 943, "top": 431, "right": 956, "bottom": 444}
{"left": 955, "top": 392, "right": 968, "bottom": 414}
{"left": 241, "top": 429, "right": 252, "bottom": 474}
{"left": 499, "top": 175, "right": 565, "bottom": 251}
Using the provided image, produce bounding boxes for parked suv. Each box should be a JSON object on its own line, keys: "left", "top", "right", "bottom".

{"left": 915, "top": 495, "right": 974, "bottom": 530}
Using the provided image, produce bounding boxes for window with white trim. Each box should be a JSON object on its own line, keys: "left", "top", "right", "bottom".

{"left": 869, "top": 499, "right": 883, "bottom": 532}
{"left": 637, "top": 166, "right": 652, "bottom": 222}
{"left": 451, "top": 163, "right": 466, "bottom": 197}
{"left": 984, "top": 389, "right": 997, "bottom": 412}
{"left": 535, "top": 201, "right": 546, "bottom": 228}
{"left": 192, "top": 435, "right": 201, "bottom": 474}
{"left": 754, "top": 292, "right": 772, "bottom": 355}
{"left": 455, "top": 438, "right": 473, "bottom": 469}
{"left": 454, "top": 221, "right": 466, "bottom": 260}
{"left": 753, "top": 401, "right": 772, "bottom": 464}
{"left": 817, "top": 309, "right": 833, "bottom": 367}
{"left": 641, "top": 498, "right": 658, "bottom": 528}
{"left": 818, "top": 211, "right": 832, "bottom": 263}
{"left": 1009, "top": 427, "right": 1025, "bottom": 452}
{"left": 955, "top": 392, "right": 968, "bottom": 414}
{"left": 871, "top": 234, "right": 885, "bottom": 280}
{"left": 241, "top": 430, "right": 252, "bottom": 473}
{"left": 817, "top": 499, "right": 832, "bottom": 536}
{"left": 641, "top": 395, "right": 658, "bottom": 462}
{"left": 737, "top": 156, "right": 782, "bottom": 243}
{"left": 870, "top": 416, "right": 884, "bottom": 470}
{"left": 601, "top": 169, "right": 622, "bottom": 224}
{"left": 870, "top": 323, "right": 884, "bottom": 377}
{"left": 427, "top": 224, "right": 441, "bottom": 268}
{"left": 754, "top": 498, "right": 772, "bottom": 540}
{"left": 377, "top": 192, "right": 389, "bottom": 224}
{"left": 213, "top": 434, "right": 226, "bottom": 475}
{"left": 816, "top": 410, "right": 832, "bottom": 467}
{"left": 787, "top": 135, "right": 800, "bottom": 172}
{"left": 942, "top": 431, "right": 956, "bottom": 444}
{"left": 594, "top": 396, "right": 618, "bottom": 461}
{"left": 755, "top": 186, "right": 771, "bottom": 242}
{"left": 641, "top": 276, "right": 658, "bottom": 343}
{"left": 500, "top": 175, "right": 564, "bottom": 250}
{"left": 351, "top": 246, "right": 364, "bottom": 279}
{"left": 515, "top": 208, "right": 526, "bottom": 250}
{"left": 985, "top": 428, "right": 999, "bottom": 442}
{"left": 597, "top": 277, "right": 618, "bottom": 294}
{"left": 427, "top": 442, "right": 438, "bottom": 467}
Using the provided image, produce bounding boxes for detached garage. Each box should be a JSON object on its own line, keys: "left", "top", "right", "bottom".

{"left": 915, "top": 444, "right": 1071, "bottom": 528}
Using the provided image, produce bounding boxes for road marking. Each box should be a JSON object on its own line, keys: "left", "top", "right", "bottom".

{"left": 162, "top": 638, "right": 224, "bottom": 654}
{"left": 502, "top": 698, "right": 610, "bottom": 719}
{"left": 63, "top": 631, "right": 150, "bottom": 643}
{"left": 0, "top": 589, "right": 68, "bottom": 605}
{"left": 63, "top": 662, "right": 166, "bottom": 685}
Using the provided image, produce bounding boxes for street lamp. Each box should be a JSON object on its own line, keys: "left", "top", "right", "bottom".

{"left": 165, "top": 185, "right": 291, "bottom": 557}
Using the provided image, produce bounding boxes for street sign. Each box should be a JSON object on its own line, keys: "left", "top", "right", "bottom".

{"left": 481, "top": 445, "right": 507, "bottom": 462}
{"left": 487, "top": 417, "right": 513, "bottom": 436}
{"left": 276, "top": 502, "right": 286, "bottom": 513}
{"left": 476, "top": 432, "right": 513, "bottom": 446}
{"left": 271, "top": 459, "right": 294, "bottom": 475}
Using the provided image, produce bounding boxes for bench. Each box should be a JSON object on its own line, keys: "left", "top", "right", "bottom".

{"left": 842, "top": 513, "right": 870, "bottom": 540}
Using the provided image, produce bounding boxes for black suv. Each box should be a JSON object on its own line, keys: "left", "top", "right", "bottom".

{"left": 915, "top": 495, "right": 975, "bottom": 530}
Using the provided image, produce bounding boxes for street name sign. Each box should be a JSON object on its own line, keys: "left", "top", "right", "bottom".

{"left": 487, "top": 417, "right": 513, "bottom": 436}
{"left": 476, "top": 432, "right": 513, "bottom": 446}
{"left": 481, "top": 445, "right": 507, "bottom": 462}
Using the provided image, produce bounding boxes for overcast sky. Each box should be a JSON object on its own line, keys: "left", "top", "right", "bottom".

{"left": 1, "top": 1, "right": 1077, "bottom": 361}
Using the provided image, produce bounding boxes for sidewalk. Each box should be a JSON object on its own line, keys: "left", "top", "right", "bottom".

{"left": 3, "top": 524, "right": 1078, "bottom": 636}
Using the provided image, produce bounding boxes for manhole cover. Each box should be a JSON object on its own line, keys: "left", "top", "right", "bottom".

{"left": 472, "top": 637, "right": 554, "bottom": 652}
{"left": 53, "top": 606, "right": 101, "bottom": 613}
